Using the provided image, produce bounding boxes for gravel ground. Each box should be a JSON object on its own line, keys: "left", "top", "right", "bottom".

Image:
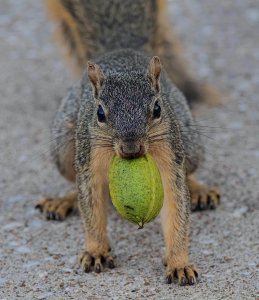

{"left": 0, "top": 0, "right": 258, "bottom": 299}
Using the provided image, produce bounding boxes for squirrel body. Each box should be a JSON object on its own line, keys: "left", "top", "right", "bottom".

{"left": 37, "top": 0, "right": 221, "bottom": 285}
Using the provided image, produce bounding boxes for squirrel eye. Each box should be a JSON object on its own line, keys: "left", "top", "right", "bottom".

{"left": 153, "top": 101, "right": 161, "bottom": 119}
{"left": 97, "top": 105, "right": 106, "bottom": 123}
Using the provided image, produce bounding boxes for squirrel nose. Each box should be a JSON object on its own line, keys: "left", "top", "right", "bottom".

{"left": 120, "top": 141, "right": 145, "bottom": 159}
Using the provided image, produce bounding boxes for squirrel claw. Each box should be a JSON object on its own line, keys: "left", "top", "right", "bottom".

{"left": 188, "top": 176, "right": 220, "bottom": 212}
{"left": 79, "top": 251, "right": 115, "bottom": 273}
{"left": 35, "top": 195, "right": 76, "bottom": 221}
{"left": 165, "top": 264, "right": 199, "bottom": 285}
{"left": 191, "top": 187, "right": 220, "bottom": 212}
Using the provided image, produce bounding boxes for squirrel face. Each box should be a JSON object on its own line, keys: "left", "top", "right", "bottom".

{"left": 87, "top": 57, "right": 168, "bottom": 159}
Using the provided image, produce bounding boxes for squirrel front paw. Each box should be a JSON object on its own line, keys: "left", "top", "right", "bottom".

{"left": 165, "top": 263, "right": 199, "bottom": 285}
{"left": 190, "top": 186, "right": 220, "bottom": 211}
{"left": 35, "top": 191, "right": 77, "bottom": 221}
{"left": 163, "top": 253, "right": 199, "bottom": 285}
{"left": 188, "top": 176, "right": 220, "bottom": 211}
{"left": 79, "top": 248, "right": 115, "bottom": 273}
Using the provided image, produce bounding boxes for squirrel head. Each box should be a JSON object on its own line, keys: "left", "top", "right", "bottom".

{"left": 87, "top": 56, "right": 168, "bottom": 159}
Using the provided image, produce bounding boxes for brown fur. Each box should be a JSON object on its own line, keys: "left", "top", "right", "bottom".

{"left": 45, "top": 0, "right": 87, "bottom": 74}
{"left": 87, "top": 62, "right": 105, "bottom": 97}
{"left": 149, "top": 140, "right": 198, "bottom": 284}
{"left": 78, "top": 147, "right": 115, "bottom": 272}
{"left": 85, "top": 147, "right": 113, "bottom": 253}
{"left": 57, "top": 131, "right": 76, "bottom": 182}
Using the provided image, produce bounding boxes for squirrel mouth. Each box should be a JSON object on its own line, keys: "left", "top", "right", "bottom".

{"left": 119, "top": 145, "right": 145, "bottom": 159}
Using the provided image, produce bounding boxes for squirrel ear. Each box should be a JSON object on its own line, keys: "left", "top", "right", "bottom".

{"left": 87, "top": 61, "right": 104, "bottom": 98}
{"left": 147, "top": 56, "right": 161, "bottom": 93}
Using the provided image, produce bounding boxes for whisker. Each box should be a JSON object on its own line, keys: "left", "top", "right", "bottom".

{"left": 92, "top": 144, "right": 113, "bottom": 148}
{"left": 14, "top": 137, "right": 74, "bottom": 167}
{"left": 149, "top": 132, "right": 169, "bottom": 139}
{"left": 180, "top": 130, "right": 216, "bottom": 142}
{"left": 149, "top": 137, "right": 168, "bottom": 143}
{"left": 91, "top": 137, "right": 113, "bottom": 143}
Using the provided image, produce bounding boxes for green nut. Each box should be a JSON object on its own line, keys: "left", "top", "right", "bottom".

{"left": 109, "top": 154, "right": 164, "bottom": 228}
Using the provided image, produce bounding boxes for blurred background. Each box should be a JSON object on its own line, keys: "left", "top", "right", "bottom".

{"left": 0, "top": 0, "right": 258, "bottom": 299}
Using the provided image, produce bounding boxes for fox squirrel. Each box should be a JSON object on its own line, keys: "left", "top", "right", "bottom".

{"left": 36, "top": 0, "right": 220, "bottom": 285}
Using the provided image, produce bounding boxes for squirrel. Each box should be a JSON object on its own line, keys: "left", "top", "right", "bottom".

{"left": 36, "top": 0, "right": 221, "bottom": 285}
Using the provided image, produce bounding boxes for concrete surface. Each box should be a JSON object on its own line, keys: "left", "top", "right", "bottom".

{"left": 0, "top": 0, "right": 258, "bottom": 299}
